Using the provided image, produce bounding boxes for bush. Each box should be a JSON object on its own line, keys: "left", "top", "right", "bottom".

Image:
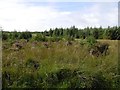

{"left": 34, "top": 34, "right": 48, "bottom": 42}
{"left": 86, "top": 36, "right": 97, "bottom": 47}
{"left": 65, "top": 36, "right": 75, "bottom": 41}
{"left": 48, "top": 37, "right": 62, "bottom": 42}
{"left": 19, "top": 31, "right": 32, "bottom": 40}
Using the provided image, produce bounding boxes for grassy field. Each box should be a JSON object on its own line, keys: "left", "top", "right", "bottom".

{"left": 2, "top": 39, "right": 119, "bottom": 88}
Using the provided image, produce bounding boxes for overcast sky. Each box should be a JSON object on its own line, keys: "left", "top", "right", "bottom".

{"left": 0, "top": 0, "right": 118, "bottom": 31}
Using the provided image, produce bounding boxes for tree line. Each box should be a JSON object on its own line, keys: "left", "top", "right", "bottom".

{"left": 2, "top": 26, "right": 120, "bottom": 41}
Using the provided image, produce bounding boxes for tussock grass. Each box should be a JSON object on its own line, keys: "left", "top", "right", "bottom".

{"left": 2, "top": 40, "right": 119, "bottom": 88}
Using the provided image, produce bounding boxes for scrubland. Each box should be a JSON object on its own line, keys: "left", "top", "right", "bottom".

{"left": 2, "top": 39, "right": 119, "bottom": 88}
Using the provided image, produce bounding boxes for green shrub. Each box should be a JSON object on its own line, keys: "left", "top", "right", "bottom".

{"left": 86, "top": 36, "right": 97, "bottom": 46}
{"left": 65, "top": 36, "right": 75, "bottom": 41}
{"left": 19, "top": 31, "right": 32, "bottom": 40}
{"left": 34, "top": 34, "right": 48, "bottom": 42}
{"left": 48, "top": 37, "right": 62, "bottom": 42}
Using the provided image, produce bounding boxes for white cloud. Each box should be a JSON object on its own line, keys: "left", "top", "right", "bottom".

{"left": 0, "top": 1, "right": 118, "bottom": 31}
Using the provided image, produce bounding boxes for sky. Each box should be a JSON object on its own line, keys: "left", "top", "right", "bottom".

{"left": 0, "top": 0, "right": 118, "bottom": 31}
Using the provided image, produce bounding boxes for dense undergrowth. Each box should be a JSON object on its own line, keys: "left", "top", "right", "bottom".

{"left": 2, "top": 39, "right": 119, "bottom": 88}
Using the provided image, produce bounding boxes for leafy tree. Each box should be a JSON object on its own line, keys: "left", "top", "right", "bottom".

{"left": 92, "top": 28, "right": 99, "bottom": 39}
{"left": 19, "top": 31, "right": 32, "bottom": 40}
{"left": 2, "top": 26, "right": 120, "bottom": 41}
{"left": 49, "top": 28, "right": 53, "bottom": 37}
{"left": 109, "top": 26, "right": 120, "bottom": 40}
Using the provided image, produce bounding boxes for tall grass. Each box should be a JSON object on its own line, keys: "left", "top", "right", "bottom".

{"left": 2, "top": 40, "right": 119, "bottom": 88}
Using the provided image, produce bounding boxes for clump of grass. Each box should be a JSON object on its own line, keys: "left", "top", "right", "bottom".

{"left": 25, "top": 58, "right": 40, "bottom": 69}
{"left": 80, "top": 39, "right": 86, "bottom": 46}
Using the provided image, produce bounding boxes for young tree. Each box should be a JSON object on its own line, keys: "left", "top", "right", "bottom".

{"left": 92, "top": 27, "right": 99, "bottom": 39}
{"left": 19, "top": 31, "right": 32, "bottom": 40}
{"left": 49, "top": 28, "right": 53, "bottom": 37}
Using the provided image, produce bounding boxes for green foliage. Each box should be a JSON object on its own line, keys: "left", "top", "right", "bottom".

{"left": 3, "top": 40, "right": 118, "bottom": 88}
{"left": 108, "top": 26, "right": 120, "bottom": 40}
{"left": 80, "top": 39, "right": 86, "bottom": 46}
{"left": 19, "top": 31, "right": 32, "bottom": 40}
{"left": 49, "top": 28, "right": 53, "bottom": 37}
{"left": 91, "top": 28, "right": 99, "bottom": 39}
{"left": 48, "top": 36, "right": 62, "bottom": 42}
{"left": 2, "top": 33, "right": 8, "bottom": 40}
{"left": 34, "top": 34, "right": 48, "bottom": 42}
{"left": 2, "top": 26, "right": 119, "bottom": 88}
{"left": 2, "top": 26, "right": 120, "bottom": 41}
{"left": 10, "top": 31, "right": 19, "bottom": 40}
{"left": 65, "top": 36, "right": 75, "bottom": 41}
{"left": 86, "top": 36, "right": 97, "bottom": 46}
